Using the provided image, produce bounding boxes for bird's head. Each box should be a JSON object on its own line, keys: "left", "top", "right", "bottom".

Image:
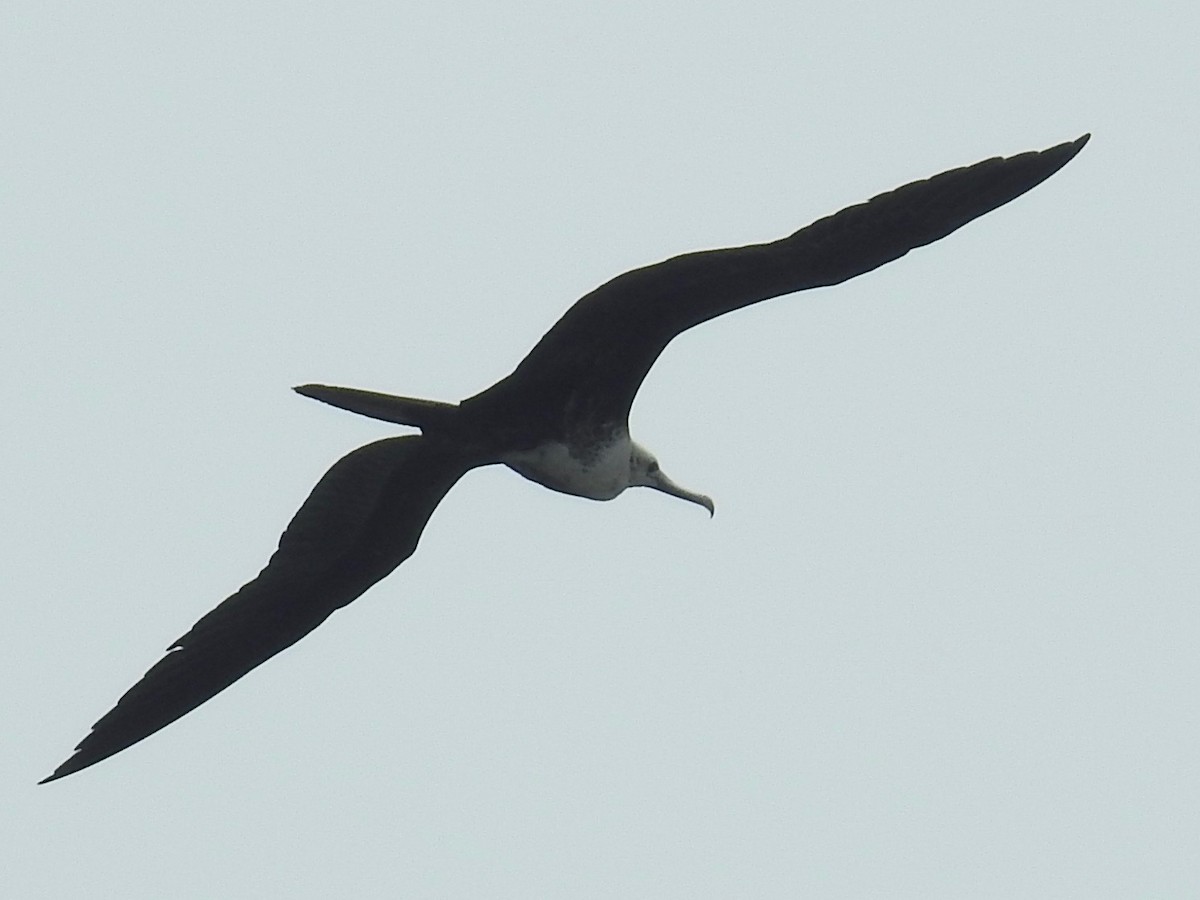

{"left": 628, "top": 442, "right": 715, "bottom": 516}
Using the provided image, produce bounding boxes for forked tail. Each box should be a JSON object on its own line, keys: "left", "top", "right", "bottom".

{"left": 294, "top": 384, "right": 459, "bottom": 432}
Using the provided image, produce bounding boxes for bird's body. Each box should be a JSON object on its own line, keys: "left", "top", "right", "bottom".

{"left": 42, "top": 135, "right": 1089, "bottom": 783}
{"left": 504, "top": 435, "right": 635, "bottom": 501}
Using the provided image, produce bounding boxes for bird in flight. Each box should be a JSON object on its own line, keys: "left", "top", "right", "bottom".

{"left": 42, "top": 135, "right": 1088, "bottom": 783}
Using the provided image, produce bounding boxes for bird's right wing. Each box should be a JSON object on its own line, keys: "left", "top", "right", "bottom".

{"left": 42, "top": 436, "right": 475, "bottom": 783}
{"left": 488, "top": 135, "right": 1088, "bottom": 425}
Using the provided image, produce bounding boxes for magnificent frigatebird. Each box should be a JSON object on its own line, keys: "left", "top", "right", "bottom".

{"left": 42, "top": 135, "right": 1088, "bottom": 783}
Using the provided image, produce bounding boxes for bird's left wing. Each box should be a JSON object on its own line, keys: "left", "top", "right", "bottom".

{"left": 42, "top": 436, "right": 475, "bottom": 783}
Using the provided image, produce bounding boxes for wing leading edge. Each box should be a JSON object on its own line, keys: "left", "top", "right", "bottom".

{"left": 491, "top": 135, "right": 1089, "bottom": 424}
{"left": 41, "top": 437, "right": 475, "bottom": 783}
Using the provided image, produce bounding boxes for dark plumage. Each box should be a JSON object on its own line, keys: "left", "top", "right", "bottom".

{"left": 42, "top": 134, "right": 1088, "bottom": 783}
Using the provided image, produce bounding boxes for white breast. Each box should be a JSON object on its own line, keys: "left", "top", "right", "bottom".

{"left": 502, "top": 433, "right": 633, "bottom": 501}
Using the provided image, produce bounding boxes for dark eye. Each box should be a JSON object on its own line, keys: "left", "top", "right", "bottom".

{"left": 648, "top": 461, "right": 659, "bottom": 473}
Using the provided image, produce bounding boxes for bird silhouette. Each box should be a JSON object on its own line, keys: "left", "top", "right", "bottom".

{"left": 42, "top": 134, "right": 1089, "bottom": 782}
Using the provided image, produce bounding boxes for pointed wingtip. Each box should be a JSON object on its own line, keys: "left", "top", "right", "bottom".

{"left": 38, "top": 758, "right": 79, "bottom": 785}
{"left": 1059, "top": 133, "right": 1090, "bottom": 162}
{"left": 38, "top": 740, "right": 111, "bottom": 783}
{"left": 1041, "top": 133, "right": 1090, "bottom": 171}
{"left": 39, "top": 727, "right": 131, "bottom": 784}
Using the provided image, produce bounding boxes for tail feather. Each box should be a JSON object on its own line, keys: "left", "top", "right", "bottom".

{"left": 294, "top": 384, "right": 458, "bottom": 431}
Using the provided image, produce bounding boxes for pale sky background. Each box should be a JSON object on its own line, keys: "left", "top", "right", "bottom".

{"left": 4, "top": 2, "right": 1197, "bottom": 897}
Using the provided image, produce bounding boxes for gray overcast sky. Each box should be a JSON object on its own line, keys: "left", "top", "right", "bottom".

{"left": 4, "top": 2, "right": 1196, "bottom": 897}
